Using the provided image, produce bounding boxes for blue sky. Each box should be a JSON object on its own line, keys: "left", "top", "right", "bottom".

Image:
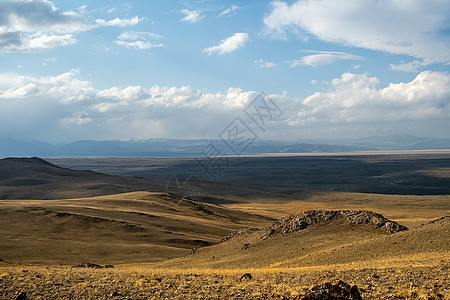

{"left": 0, "top": 0, "right": 449, "bottom": 143}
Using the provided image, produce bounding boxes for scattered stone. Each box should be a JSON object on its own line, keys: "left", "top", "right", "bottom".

{"left": 71, "top": 264, "right": 85, "bottom": 268}
{"left": 242, "top": 243, "right": 250, "bottom": 250}
{"left": 301, "top": 280, "right": 362, "bottom": 300}
{"left": 221, "top": 228, "right": 259, "bottom": 243}
{"left": 14, "top": 292, "right": 27, "bottom": 300}
{"left": 72, "top": 263, "right": 113, "bottom": 269}
{"left": 240, "top": 273, "right": 253, "bottom": 280}
{"left": 371, "top": 273, "right": 380, "bottom": 279}
{"left": 109, "top": 291, "right": 120, "bottom": 297}
{"left": 86, "top": 263, "right": 103, "bottom": 269}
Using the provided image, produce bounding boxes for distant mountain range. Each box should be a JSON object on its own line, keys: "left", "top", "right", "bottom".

{"left": 1, "top": 134, "right": 450, "bottom": 157}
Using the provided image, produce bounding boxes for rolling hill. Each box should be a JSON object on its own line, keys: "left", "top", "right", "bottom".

{"left": 0, "top": 191, "right": 274, "bottom": 264}
{"left": 0, "top": 157, "right": 168, "bottom": 200}
{"left": 161, "top": 211, "right": 449, "bottom": 270}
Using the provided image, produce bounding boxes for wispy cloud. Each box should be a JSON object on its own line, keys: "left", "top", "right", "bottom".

{"left": 180, "top": 9, "right": 203, "bottom": 23}
{"left": 114, "top": 40, "right": 163, "bottom": 50}
{"left": 255, "top": 59, "right": 278, "bottom": 68}
{"left": 218, "top": 5, "right": 238, "bottom": 17}
{"left": 115, "top": 31, "right": 163, "bottom": 50}
{"left": 390, "top": 60, "right": 423, "bottom": 73}
{"left": 203, "top": 32, "right": 249, "bottom": 55}
{"left": 95, "top": 16, "right": 142, "bottom": 27}
{"left": 289, "top": 51, "right": 363, "bottom": 67}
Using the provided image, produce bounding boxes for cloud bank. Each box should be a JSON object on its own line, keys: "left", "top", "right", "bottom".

{"left": 0, "top": 70, "right": 449, "bottom": 142}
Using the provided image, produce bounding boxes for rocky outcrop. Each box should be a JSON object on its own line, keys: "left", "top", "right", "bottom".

{"left": 222, "top": 210, "right": 408, "bottom": 243}
{"left": 262, "top": 210, "right": 408, "bottom": 239}
{"left": 424, "top": 215, "right": 450, "bottom": 226}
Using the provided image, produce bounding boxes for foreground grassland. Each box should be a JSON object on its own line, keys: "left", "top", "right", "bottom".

{"left": 1, "top": 256, "right": 448, "bottom": 299}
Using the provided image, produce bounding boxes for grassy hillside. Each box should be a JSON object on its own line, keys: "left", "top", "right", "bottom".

{"left": 0, "top": 191, "right": 273, "bottom": 264}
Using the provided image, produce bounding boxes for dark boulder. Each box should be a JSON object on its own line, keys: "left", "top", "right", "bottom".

{"left": 301, "top": 280, "right": 362, "bottom": 300}
{"left": 14, "top": 292, "right": 27, "bottom": 300}
{"left": 240, "top": 273, "right": 253, "bottom": 280}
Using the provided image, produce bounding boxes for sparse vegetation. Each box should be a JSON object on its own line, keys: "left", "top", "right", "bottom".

{"left": 1, "top": 260, "right": 448, "bottom": 299}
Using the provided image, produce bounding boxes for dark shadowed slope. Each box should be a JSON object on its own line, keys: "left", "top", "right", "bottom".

{"left": 0, "top": 157, "right": 168, "bottom": 200}
{"left": 49, "top": 154, "right": 450, "bottom": 196}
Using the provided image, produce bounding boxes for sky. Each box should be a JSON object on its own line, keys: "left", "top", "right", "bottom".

{"left": 0, "top": 0, "right": 449, "bottom": 143}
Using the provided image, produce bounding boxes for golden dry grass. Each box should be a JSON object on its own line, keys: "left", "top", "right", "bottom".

{"left": 1, "top": 254, "right": 448, "bottom": 299}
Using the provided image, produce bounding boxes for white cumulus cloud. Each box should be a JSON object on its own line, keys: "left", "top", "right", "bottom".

{"left": 297, "top": 71, "right": 450, "bottom": 124}
{"left": 390, "top": 60, "right": 423, "bottom": 73}
{"left": 203, "top": 32, "right": 249, "bottom": 55}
